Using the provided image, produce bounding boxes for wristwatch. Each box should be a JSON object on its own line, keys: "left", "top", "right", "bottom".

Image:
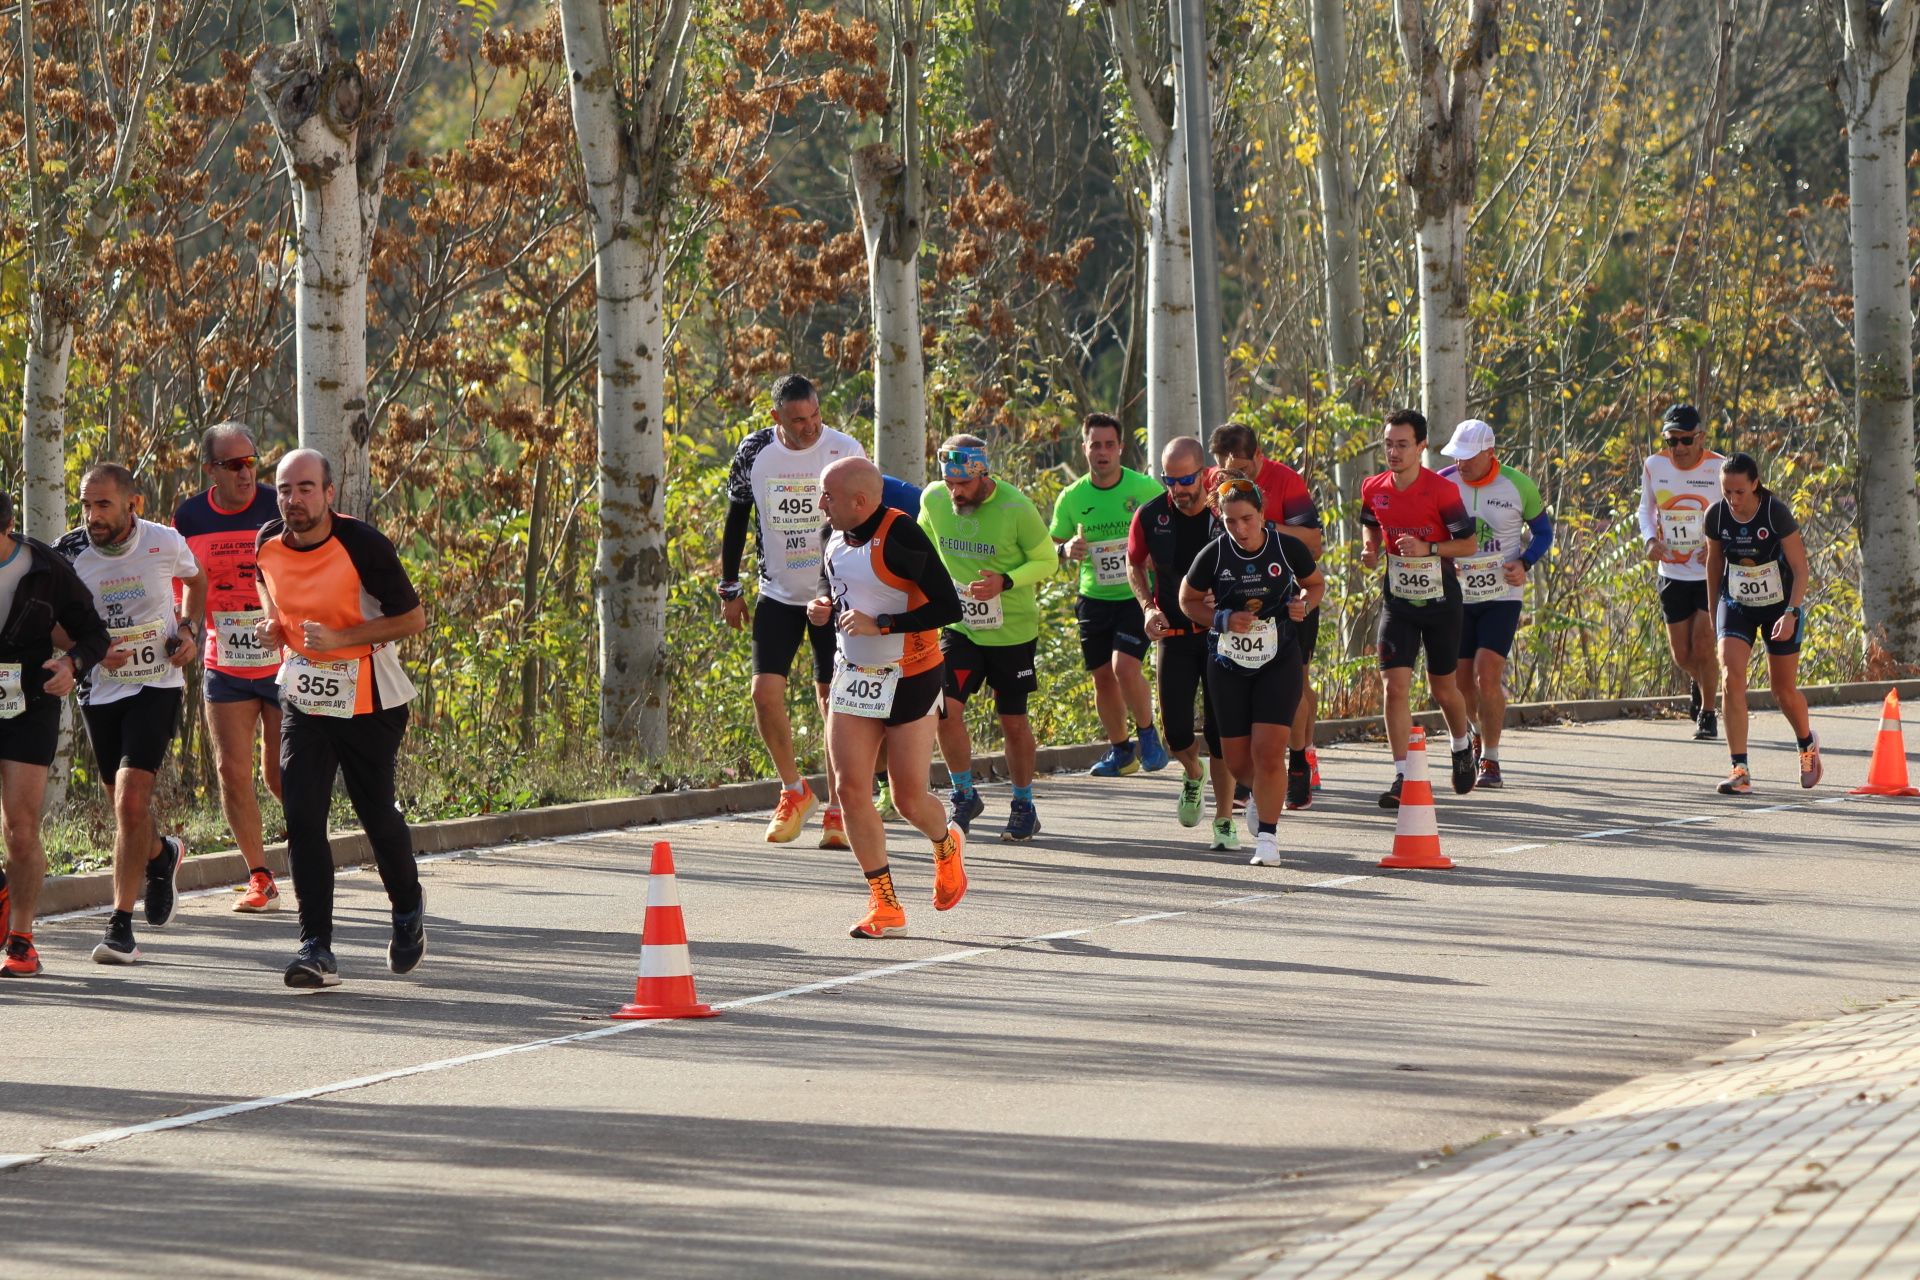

{"left": 876, "top": 613, "right": 894, "bottom": 634}
{"left": 716, "top": 580, "right": 743, "bottom": 602}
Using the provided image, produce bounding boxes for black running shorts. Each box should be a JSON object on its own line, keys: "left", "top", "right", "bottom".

{"left": 1075, "top": 596, "right": 1150, "bottom": 670}
{"left": 1658, "top": 577, "right": 1711, "bottom": 625}
{"left": 884, "top": 664, "right": 945, "bottom": 726}
{"left": 752, "top": 597, "right": 836, "bottom": 685}
{"left": 82, "top": 686, "right": 184, "bottom": 776}
{"left": 0, "top": 695, "right": 62, "bottom": 768}
{"left": 940, "top": 631, "right": 1038, "bottom": 717}
{"left": 1717, "top": 598, "right": 1803, "bottom": 657}
{"left": 1205, "top": 642, "right": 1306, "bottom": 738}
{"left": 1377, "top": 601, "right": 1462, "bottom": 677}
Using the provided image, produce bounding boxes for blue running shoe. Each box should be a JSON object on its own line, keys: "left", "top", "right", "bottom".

{"left": 948, "top": 787, "right": 986, "bottom": 834}
{"left": 1002, "top": 798, "right": 1041, "bottom": 842}
{"left": 1137, "top": 725, "right": 1170, "bottom": 772}
{"left": 1089, "top": 743, "right": 1138, "bottom": 777}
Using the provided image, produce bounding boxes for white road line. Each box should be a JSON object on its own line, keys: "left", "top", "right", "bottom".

{"left": 1490, "top": 844, "right": 1548, "bottom": 855}
{"left": 1574, "top": 828, "right": 1639, "bottom": 839}
{"left": 1655, "top": 816, "right": 1716, "bottom": 827}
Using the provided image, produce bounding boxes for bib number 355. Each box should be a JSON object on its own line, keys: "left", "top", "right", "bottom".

{"left": 280, "top": 653, "right": 359, "bottom": 718}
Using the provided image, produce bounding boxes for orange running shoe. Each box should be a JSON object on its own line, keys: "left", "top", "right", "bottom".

{"left": 766, "top": 781, "right": 817, "bottom": 843}
{"left": 1, "top": 935, "right": 41, "bottom": 977}
{"left": 233, "top": 869, "right": 281, "bottom": 913}
{"left": 819, "top": 807, "right": 850, "bottom": 850}
{"left": 849, "top": 872, "right": 907, "bottom": 938}
{"left": 932, "top": 824, "right": 968, "bottom": 911}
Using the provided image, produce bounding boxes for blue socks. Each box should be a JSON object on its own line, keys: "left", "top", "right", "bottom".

{"left": 950, "top": 768, "right": 975, "bottom": 796}
{"left": 1013, "top": 784, "right": 1034, "bottom": 803}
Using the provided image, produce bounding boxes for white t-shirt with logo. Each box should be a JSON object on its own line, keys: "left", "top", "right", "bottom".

{"left": 726, "top": 426, "right": 867, "bottom": 606}
{"left": 58, "top": 519, "right": 200, "bottom": 706}
{"left": 1637, "top": 451, "right": 1725, "bottom": 583}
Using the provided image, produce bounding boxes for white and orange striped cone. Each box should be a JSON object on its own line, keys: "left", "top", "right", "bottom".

{"left": 1852, "top": 689, "right": 1920, "bottom": 797}
{"left": 612, "top": 841, "right": 719, "bottom": 1020}
{"left": 1379, "top": 728, "right": 1454, "bottom": 870}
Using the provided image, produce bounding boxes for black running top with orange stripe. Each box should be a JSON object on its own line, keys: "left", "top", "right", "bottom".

{"left": 255, "top": 513, "right": 421, "bottom": 715}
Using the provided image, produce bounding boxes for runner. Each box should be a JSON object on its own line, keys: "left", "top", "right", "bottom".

{"left": 1180, "top": 475, "right": 1324, "bottom": 866}
{"left": 1209, "top": 422, "right": 1324, "bottom": 808}
{"left": 721, "top": 374, "right": 866, "bottom": 848}
{"left": 56, "top": 464, "right": 203, "bottom": 965}
{"left": 1437, "top": 420, "right": 1554, "bottom": 788}
{"left": 173, "top": 422, "right": 285, "bottom": 912}
{"left": 1359, "top": 410, "right": 1479, "bottom": 807}
{"left": 1128, "top": 436, "right": 1236, "bottom": 848}
{"left": 808, "top": 457, "right": 968, "bottom": 937}
{"left": 1050, "top": 412, "right": 1168, "bottom": 776}
{"left": 1703, "top": 453, "right": 1820, "bottom": 795}
{"left": 872, "top": 474, "right": 922, "bottom": 822}
{"left": 1637, "top": 403, "right": 1725, "bottom": 740}
{"left": 254, "top": 450, "right": 429, "bottom": 988}
{"left": 919, "top": 436, "right": 1058, "bottom": 841}
{"left": 0, "top": 491, "right": 111, "bottom": 976}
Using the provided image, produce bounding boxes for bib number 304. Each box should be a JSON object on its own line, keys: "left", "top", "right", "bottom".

{"left": 1221, "top": 617, "right": 1277, "bottom": 670}
{"left": 280, "top": 653, "right": 359, "bottom": 718}
{"left": 829, "top": 661, "right": 899, "bottom": 719}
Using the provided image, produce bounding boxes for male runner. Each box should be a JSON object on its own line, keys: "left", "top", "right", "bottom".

{"left": 1129, "top": 437, "right": 1236, "bottom": 848}
{"left": 808, "top": 457, "right": 967, "bottom": 938}
{"left": 1050, "top": 412, "right": 1167, "bottom": 776}
{"left": 1209, "top": 423, "right": 1324, "bottom": 808}
{"left": 0, "top": 491, "right": 111, "bottom": 976}
{"left": 173, "top": 422, "right": 284, "bottom": 912}
{"left": 255, "top": 450, "right": 428, "bottom": 988}
{"left": 919, "top": 435, "right": 1058, "bottom": 841}
{"left": 1359, "top": 410, "right": 1478, "bottom": 807}
{"left": 1437, "top": 420, "right": 1553, "bottom": 788}
{"left": 871, "top": 474, "right": 922, "bottom": 821}
{"left": 722, "top": 374, "right": 866, "bottom": 847}
{"left": 57, "top": 464, "right": 203, "bottom": 965}
{"left": 1637, "top": 403, "right": 1724, "bottom": 739}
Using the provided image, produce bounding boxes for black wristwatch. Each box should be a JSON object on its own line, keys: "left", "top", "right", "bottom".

{"left": 876, "top": 613, "right": 894, "bottom": 633}
{"left": 717, "top": 580, "right": 744, "bottom": 602}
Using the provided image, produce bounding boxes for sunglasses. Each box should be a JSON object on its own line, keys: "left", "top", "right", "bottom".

{"left": 211, "top": 455, "right": 258, "bottom": 472}
{"left": 1160, "top": 472, "right": 1204, "bottom": 487}
{"left": 1662, "top": 433, "right": 1700, "bottom": 445}
{"left": 1214, "top": 476, "right": 1261, "bottom": 501}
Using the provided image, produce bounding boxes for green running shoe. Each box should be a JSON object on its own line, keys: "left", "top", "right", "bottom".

{"left": 1209, "top": 818, "right": 1239, "bottom": 852}
{"left": 1177, "top": 775, "right": 1204, "bottom": 828}
{"left": 874, "top": 779, "right": 897, "bottom": 820}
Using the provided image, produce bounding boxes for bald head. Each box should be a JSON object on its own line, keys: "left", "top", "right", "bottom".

{"left": 1162, "top": 437, "right": 1206, "bottom": 472}
{"left": 275, "top": 448, "right": 336, "bottom": 540}
{"left": 821, "top": 456, "right": 884, "bottom": 532}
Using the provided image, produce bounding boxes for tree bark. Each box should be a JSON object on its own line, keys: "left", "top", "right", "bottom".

{"left": 21, "top": 295, "right": 74, "bottom": 541}
{"left": 853, "top": 141, "right": 927, "bottom": 480}
{"left": 1831, "top": 0, "right": 1920, "bottom": 662}
{"left": 1307, "top": 0, "right": 1365, "bottom": 511}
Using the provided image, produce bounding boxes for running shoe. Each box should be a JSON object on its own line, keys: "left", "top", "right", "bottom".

{"left": 874, "top": 779, "right": 897, "bottom": 821}
{"left": 1209, "top": 818, "right": 1240, "bottom": 852}
{"left": 1379, "top": 776, "right": 1403, "bottom": 810}
{"left": 0, "top": 872, "right": 9, "bottom": 940}
{"left": 1450, "top": 747, "right": 1476, "bottom": 795}
{"left": 1308, "top": 749, "right": 1322, "bottom": 791}
{"left": 1799, "top": 733, "right": 1824, "bottom": 789}
{"left": 819, "top": 808, "right": 850, "bottom": 850}
{"left": 849, "top": 877, "right": 907, "bottom": 938}
{"left": 1, "top": 935, "right": 41, "bottom": 977}
{"left": 1088, "top": 743, "right": 1138, "bottom": 777}
{"left": 285, "top": 938, "right": 340, "bottom": 988}
{"left": 1286, "top": 764, "right": 1312, "bottom": 811}
{"left": 91, "top": 915, "right": 140, "bottom": 965}
{"left": 1248, "top": 832, "right": 1281, "bottom": 867}
{"left": 1688, "top": 680, "right": 1702, "bottom": 721}
{"left": 233, "top": 869, "right": 280, "bottom": 913}
{"left": 933, "top": 825, "right": 968, "bottom": 911}
{"left": 1002, "top": 798, "right": 1041, "bottom": 843}
{"left": 1694, "top": 710, "right": 1718, "bottom": 741}
{"left": 1477, "top": 759, "right": 1504, "bottom": 789}
{"left": 144, "top": 834, "right": 184, "bottom": 927}
{"left": 1177, "top": 775, "right": 1205, "bottom": 828}
{"left": 948, "top": 787, "right": 985, "bottom": 835}
{"left": 1469, "top": 731, "right": 1483, "bottom": 771}
{"left": 1137, "top": 725, "right": 1171, "bottom": 772}
{"left": 1716, "top": 764, "right": 1753, "bottom": 796}
{"left": 765, "top": 781, "right": 817, "bottom": 843}
{"left": 389, "top": 903, "right": 426, "bottom": 975}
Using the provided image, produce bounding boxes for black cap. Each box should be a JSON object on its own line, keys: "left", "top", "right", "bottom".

{"left": 1662, "top": 403, "right": 1701, "bottom": 431}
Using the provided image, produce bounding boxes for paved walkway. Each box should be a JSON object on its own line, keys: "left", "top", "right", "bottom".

{"left": 1245, "top": 996, "right": 1920, "bottom": 1280}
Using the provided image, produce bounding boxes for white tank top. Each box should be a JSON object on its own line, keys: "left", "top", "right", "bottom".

{"left": 1638, "top": 451, "right": 1724, "bottom": 582}
{"left": 825, "top": 511, "right": 911, "bottom": 669}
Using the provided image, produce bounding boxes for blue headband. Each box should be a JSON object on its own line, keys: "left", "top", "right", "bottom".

{"left": 941, "top": 446, "right": 990, "bottom": 481}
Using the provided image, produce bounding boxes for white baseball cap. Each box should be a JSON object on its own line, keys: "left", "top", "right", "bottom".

{"left": 1440, "top": 419, "right": 1496, "bottom": 460}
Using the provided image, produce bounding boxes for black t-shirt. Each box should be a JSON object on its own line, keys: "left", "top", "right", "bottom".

{"left": 1129, "top": 492, "right": 1218, "bottom": 619}
{"left": 1705, "top": 494, "right": 1798, "bottom": 604}
{"left": 1184, "top": 525, "right": 1317, "bottom": 624}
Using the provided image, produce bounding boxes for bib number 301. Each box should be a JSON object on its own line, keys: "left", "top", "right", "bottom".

{"left": 1728, "top": 561, "right": 1785, "bottom": 607}
{"left": 280, "top": 653, "right": 359, "bottom": 718}
{"left": 829, "top": 661, "right": 899, "bottom": 719}
{"left": 1387, "top": 554, "right": 1444, "bottom": 604}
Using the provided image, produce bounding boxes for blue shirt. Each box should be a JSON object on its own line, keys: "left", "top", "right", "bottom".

{"left": 881, "top": 475, "right": 923, "bottom": 519}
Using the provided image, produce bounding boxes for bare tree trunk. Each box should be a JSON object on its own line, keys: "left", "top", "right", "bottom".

{"left": 1307, "top": 0, "right": 1365, "bottom": 511}
{"left": 854, "top": 141, "right": 927, "bottom": 480}
{"left": 1830, "top": 0, "right": 1920, "bottom": 662}
{"left": 21, "top": 297, "right": 74, "bottom": 541}
{"left": 1395, "top": 0, "right": 1501, "bottom": 468}
{"left": 557, "top": 0, "right": 691, "bottom": 755}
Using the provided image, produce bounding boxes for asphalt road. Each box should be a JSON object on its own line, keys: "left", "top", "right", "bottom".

{"left": 3, "top": 703, "right": 1916, "bottom": 1278}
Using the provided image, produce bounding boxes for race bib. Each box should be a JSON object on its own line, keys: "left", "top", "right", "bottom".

{"left": 829, "top": 660, "right": 899, "bottom": 719}
{"left": 1458, "top": 552, "right": 1508, "bottom": 605}
{"left": 214, "top": 609, "right": 278, "bottom": 670}
{"left": 0, "top": 663, "right": 22, "bottom": 718}
{"left": 1220, "top": 617, "right": 1277, "bottom": 670}
{"left": 280, "top": 652, "right": 359, "bottom": 718}
{"left": 1728, "top": 561, "right": 1785, "bottom": 607}
{"left": 957, "top": 588, "right": 1004, "bottom": 632}
{"left": 767, "top": 478, "right": 821, "bottom": 532}
{"left": 1386, "top": 554, "right": 1444, "bottom": 604}
{"left": 1660, "top": 508, "right": 1706, "bottom": 550}
{"left": 102, "top": 621, "right": 171, "bottom": 685}
{"left": 1089, "top": 539, "right": 1130, "bottom": 588}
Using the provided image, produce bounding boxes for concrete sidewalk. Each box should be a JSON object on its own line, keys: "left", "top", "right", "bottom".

{"left": 1240, "top": 996, "right": 1920, "bottom": 1279}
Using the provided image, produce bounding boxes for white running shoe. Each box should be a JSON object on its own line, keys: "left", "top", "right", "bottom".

{"left": 1248, "top": 833, "right": 1281, "bottom": 867}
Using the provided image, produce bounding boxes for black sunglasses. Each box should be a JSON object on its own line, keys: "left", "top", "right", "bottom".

{"left": 1160, "top": 472, "right": 1203, "bottom": 487}
{"left": 211, "top": 455, "right": 259, "bottom": 472}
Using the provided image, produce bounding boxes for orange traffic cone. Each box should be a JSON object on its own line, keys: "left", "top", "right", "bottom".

{"left": 1851, "top": 690, "right": 1920, "bottom": 797}
{"left": 612, "top": 841, "right": 719, "bottom": 1020}
{"left": 1380, "top": 727, "right": 1454, "bottom": 869}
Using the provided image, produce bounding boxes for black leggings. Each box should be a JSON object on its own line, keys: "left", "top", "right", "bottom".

{"left": 281, "top": 705, "right": 420, "bottom": 947}
{"left": 1157, "top": 633, "right": 1221, "bottom": 758}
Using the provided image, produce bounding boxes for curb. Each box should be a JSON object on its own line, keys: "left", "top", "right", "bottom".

{"left": 39, "top": 679, "right": 1918, "bottom": 916}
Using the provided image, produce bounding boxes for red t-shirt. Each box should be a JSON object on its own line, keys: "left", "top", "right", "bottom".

{"left": 1255, "top": 458, "right": 1321, "bottom": 532}
{"left": 1360, "top": 468, "right": 1475, "bottom": 567}
{"left": 174, "top": 484, "right": 280, "bottom": 678}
